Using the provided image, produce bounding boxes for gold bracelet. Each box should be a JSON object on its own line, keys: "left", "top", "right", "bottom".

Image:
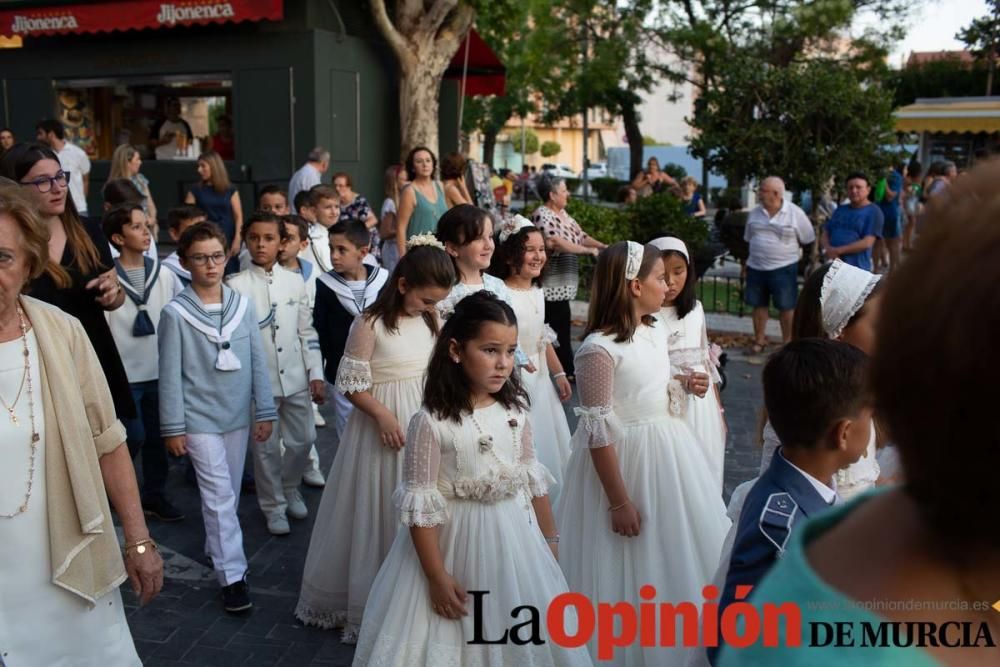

{"left": 124, "top": 538, "right": 158, "bottom": 558}
{"left": 608, "top": 500, "right": 629, "bottom": 512}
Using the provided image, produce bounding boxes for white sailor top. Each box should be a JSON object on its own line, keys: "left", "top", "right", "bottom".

{"left": 227, "top": 263, "right": 324, "bottom": 398}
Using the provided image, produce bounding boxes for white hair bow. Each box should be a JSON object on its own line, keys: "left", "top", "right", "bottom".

{"left": 820, "top": 260, "right": 881, "bottom": 339}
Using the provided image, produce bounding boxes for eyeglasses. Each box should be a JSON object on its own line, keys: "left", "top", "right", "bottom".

{"left": 20, "top": 170, "right": 70, "bottom": 193}
{"left": 186, "top": 252, "right": 228, "bottom": 266}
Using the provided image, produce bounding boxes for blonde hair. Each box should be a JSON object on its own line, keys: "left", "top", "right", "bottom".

{"left": 383, "top": 165, "right": 403, "bottom": 204}
{"left": 0, "top": 180, "right": 52, "bottom": 288}
{"left": 681, "top": 176, "right": 698, "bottom": 193}
{"left": 197, "top": 151, "right": 231, "bottom": 193}
{"left": 108, "top": 144, "right": 139, "bottom": 181}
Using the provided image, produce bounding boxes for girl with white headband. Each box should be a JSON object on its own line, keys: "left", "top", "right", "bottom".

{"left": 491, "top": 215, "right": 573, "bottom": 501}
{"left": 557, "top": 241, "right": 730, "bottom": 665}
{"left": 758, "top": 259, "right": 884, "bottom": 497}
{"left": 649, "top": 236, "right": 727, "bottom": 494}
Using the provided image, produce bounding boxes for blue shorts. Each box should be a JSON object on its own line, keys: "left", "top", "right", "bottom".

{"left": 882, "top": 210, "right": 902, "bottom": 239}
{"left": 745, "top": 262, "right": 799, "bottom": 311}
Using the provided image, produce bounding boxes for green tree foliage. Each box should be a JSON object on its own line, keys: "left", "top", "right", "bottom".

{"left": 690, "top": 57, "right": 896, "bottom": 196}
{"left": 888, "top": 58, "right": 993, "bottom": 107}
{"left": 540, "top": 140, "right": 562, "bottom": 157}
{"left": 512, "top": 128, "right": 540, "bottom": 154}
{"left": 957, "top": 0, "right": 1000, "bottom": 59}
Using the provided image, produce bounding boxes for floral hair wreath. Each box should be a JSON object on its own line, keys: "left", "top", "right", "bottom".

{"left": 498, "top": 214, "right": 536, "bottom": 243}
{"left": 406, "top": 232, "right": 446, "bottom": 252}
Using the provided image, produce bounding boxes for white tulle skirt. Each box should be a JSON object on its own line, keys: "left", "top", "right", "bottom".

{"left": 295, "top": 375, "right": 423, "bottom": 639}
{"left": 556, "top": 414, "right": 730, "bottom": 666}
{"left": 522, "top": 353, "right": 571, "bottom": 503}
{"left": 683, "top": 386, "right": 726, "bottom": 495}
{"left": 354, "top": 496, "right": 592, "bottom": 666}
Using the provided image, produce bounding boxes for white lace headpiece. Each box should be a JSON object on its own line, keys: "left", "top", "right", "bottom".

{"left": 624, "top": 241, "right": 644, "bottom": 280}
{"left": 820, "top": 259, "right": 881, "bottom": 339}
{"left": 406, "top": 232, "right": 446, "bottom": 252}
{"left": 648, "top": 236, "right": 689, "bottom": 261}
{"left": 498, "top": 214, "right": 535, "bottom": 243}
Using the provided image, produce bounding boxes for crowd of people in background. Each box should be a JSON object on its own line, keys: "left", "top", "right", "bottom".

{"left": 1, "top": 119, "right": 997, "bottom": 667}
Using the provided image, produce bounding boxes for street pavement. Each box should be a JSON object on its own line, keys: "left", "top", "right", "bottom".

{"left": 123, "top": 336, "right": 766, "bottom": 666}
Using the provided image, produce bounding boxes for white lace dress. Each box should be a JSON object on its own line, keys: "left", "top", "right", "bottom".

{"left": 660, "top": 302, "right": 726, "bottom": 493}
{"left": 353, "top": 403, "right": 591, "bottom": 666}
{"left": 556, "top": 320, "right": 730, "bottom": 666}
{"left": 296, "top": 314, "right": 435, "bottom": 640}
{"left": 508, "top": 286, "right": 571, "bottom": 501}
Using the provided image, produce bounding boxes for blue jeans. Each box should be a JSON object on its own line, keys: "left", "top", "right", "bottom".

{"left": 125, "top": 380, "right": 168, "bottom": 500}
{"left": 745, "top": 262, "right": 799, "bottom": 312}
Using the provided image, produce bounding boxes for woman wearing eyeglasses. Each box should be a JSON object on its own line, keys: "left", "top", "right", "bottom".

{"left": 0, "top": 143, "right": 135, "bottom": 420}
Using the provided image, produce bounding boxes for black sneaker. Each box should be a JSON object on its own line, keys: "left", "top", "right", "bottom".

{"left": 222, "top": 577, "right": 253, "bottom": 613}
{"left": 142, "top": 496, "right": 185, "bottom": 522}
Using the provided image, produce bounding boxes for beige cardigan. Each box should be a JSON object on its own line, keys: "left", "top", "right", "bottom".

{"left": 22, "top": 296, "right": 128, "bottom": 605}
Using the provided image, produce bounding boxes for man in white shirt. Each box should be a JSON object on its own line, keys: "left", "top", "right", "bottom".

{"left": 151, "top": 97, "right": 195, "bottom": 161}
{"left": 743, "top": 176, "right": 815, "bottom": 350}
{"left": 36, "top": 119, "right": 91, "bottom": 215}
{"left": 288, "top": 147, "right": 330, "bottom": 212}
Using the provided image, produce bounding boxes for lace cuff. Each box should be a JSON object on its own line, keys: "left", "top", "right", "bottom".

{"left": 393, "top": 485, "right": 449, "bottom": 527}
{"left": 667, "top": 379, "right": 689, "bottom": 417}
{"left": 335, "top": 355, "right": 373, "bottom": 394}
{"left": 523, "top": 461, "right": 556, "bottom": 497}
{"left": 570, "top": 405, "right": 626, "bottom": 450}
{"left": 539, "top": 324, "right": 559, "bottom": 352}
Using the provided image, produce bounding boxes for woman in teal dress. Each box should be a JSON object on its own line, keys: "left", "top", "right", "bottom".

{"left": 719, "top": 163, "right": 1000, "bottom": 666}
{"left": 394, "top": 146, "right": 449, "bottom": 257}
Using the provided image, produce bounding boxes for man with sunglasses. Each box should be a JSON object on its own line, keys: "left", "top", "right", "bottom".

{"left": 36, "top": 119, "right": 91, "bottom": 215}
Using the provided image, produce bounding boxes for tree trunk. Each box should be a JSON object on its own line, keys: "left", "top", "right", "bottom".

{"left": 370, "top": 0, "right": 474, "bottom": 161}
{"left": 482, "top": 128, "right": 498, "bottom": 167}
{"left": 621, "top": 98, "right": 644, "bottom": 180}
{"left": 398, "top": 61, "right": 447, "bottom": 159}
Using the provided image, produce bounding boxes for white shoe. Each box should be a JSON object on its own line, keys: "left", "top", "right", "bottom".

{"left": 286, "top": 489, "right": 308, "bottom": 520}
{"left": 313, "top": 404, "right": 326, "bottom": 428}
{"left": 267, "top": 514, "right": 290, "bottom": 535}
{"left": 302, "top": 468, "right": 326, "bottom": 488}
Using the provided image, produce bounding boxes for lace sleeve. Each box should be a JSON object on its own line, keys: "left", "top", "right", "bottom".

{"left": 541, "top": 323, "right": 559, "bottom": 351}
{"left": 334, "top": 316, "right": 376, "bottom": 394}
{"left": 570, "top": 343, "right": 625, "bottom": 450}
{"left": 392, "top": 410, "right": 449, "bottom": 527}
{"left": 518, "top": 417, "right": 556, "bottom": 497}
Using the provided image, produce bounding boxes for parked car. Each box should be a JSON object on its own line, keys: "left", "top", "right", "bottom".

{"left": 579, "top": 162, "right": 607, "bottom": 179}
{"left": 541, "top": 163, "right": 577, "bottom": 179}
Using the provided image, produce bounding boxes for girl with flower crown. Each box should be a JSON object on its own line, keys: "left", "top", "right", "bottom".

{"left": 491, "top": 214, "right": 573, "bottom": 500}
{"left": 296, "top": 236, "right": 456, "bottom": 643}
{"left": 353, "top": 291, "right": 590, "bottom": 666}
{"left": 557, "top": 241, "right": 730, "bottom": 666}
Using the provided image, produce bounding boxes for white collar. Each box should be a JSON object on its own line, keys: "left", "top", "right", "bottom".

{"left": 779, "top": 450, "right": 839, "bottom": 504}
{"left": 760, "top": 200, "right": 787, "bottom": 220}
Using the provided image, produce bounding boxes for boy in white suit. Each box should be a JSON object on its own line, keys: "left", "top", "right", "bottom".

{"left": 227, "top": 211, "right": 326, "bottom": 535}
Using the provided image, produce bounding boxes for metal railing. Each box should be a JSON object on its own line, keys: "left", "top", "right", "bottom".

{"left": 696, "top": 275, "right": 747, "bottom": 316}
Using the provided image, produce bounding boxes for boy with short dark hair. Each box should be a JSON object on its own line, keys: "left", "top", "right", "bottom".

{"left": 711, "top": 338, "right": 873, "bottom": 663}
{"left": 279, "top": 213, "right": 328, "bottom": 481}
{"left": 103, "top": 203, "right": 184, "bottom": 522}
{"left": 258, "top": 185, "right": 289, "bottom": 215}
{"left": 296, "top": 187, "right": 335, "bottom": 273}
{"left": 227, "top": 212, "right": 325, "bottom": 535}
{"left": 163, "top": 205, "right": 207, "bottom": 286}
{"left": 314, "top": 219, "right": 388, "bottom": 435}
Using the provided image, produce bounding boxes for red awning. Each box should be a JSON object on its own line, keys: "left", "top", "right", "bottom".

{"left": 0, "top": 0, "right": 282, "bottom": 39}
{"left": 445, "top": 28, "right": 506, "bottom": 97}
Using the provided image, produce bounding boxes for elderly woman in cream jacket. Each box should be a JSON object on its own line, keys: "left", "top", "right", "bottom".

{"left": 0, "top": 181, "right": 162, "bottom": 665}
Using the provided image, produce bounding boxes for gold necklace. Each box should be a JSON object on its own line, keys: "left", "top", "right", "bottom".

{"left": 1, "top": 302, "right": 40, "bottom": 520}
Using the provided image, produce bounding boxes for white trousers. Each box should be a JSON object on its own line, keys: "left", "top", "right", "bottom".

{"left": 332, "top": 389, "right": 354, "bottom": 439}
{"left": 185, "top": 429, "right": 250, "bottom": 586}
{"left": 252, "top": 391, "right": 317, "bottom": 518}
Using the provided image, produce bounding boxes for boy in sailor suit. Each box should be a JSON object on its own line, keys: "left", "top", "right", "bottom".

{"left": 227, "top": 212, "right": 326, "bottom": 536}
{"left": 710, "top": 340, "right": 873, "bottom": 664}
{"left": 313, "top": 220, "right": 388, "bottom": 436}
{"left": 104, "top": 203, "right": 184, "bottom": 522}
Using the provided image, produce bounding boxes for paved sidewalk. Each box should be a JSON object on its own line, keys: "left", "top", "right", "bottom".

{"left": 124, "top": 332, "right": 765, "bottom": 666}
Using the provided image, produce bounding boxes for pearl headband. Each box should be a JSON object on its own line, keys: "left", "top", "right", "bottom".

{"left": 498, "top": 214, "right": 535, "bottom": 243}
{"left": 406, "top": 232, "right": 446, "bottom": 252}
{"left": 624, "top": 241, "right": 644, "bottom": 280}
{"left": 820, "top": 259, "right": 881, "bottom": 339}
{"left": 648, "top": 236, "right": 689, "bottom": 261}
